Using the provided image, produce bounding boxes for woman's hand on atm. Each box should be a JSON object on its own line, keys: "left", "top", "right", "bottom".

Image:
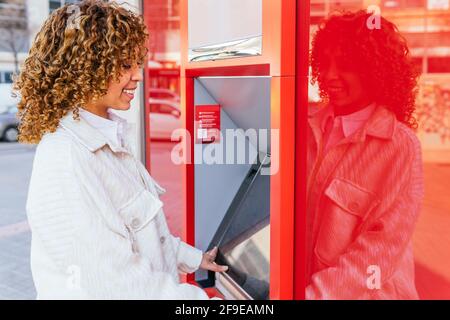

{"left": 200, "top": 246, "right": 229, "bottom": 273}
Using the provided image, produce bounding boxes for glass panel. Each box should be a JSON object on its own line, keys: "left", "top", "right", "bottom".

{"left": 308, "top": 0, "right": 450, "bottom": 300}
{"left": 149, "top": 103, "right": 160, "bottom": 113}
{"left": 144, "top": 0, "right": 183, "bottom": 237}
{"left": 157, "top": 103, "right": 174, "bottom": 114}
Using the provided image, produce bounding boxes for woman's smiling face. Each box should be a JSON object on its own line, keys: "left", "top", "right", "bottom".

{"left": 103, "top": 63, "right": 143, "bottom": 110}
{"left": 320, "top": 52, "right": 373, "bottom": 115}
{"left": 84, "top": 62, "right": 143, "bottom": 117}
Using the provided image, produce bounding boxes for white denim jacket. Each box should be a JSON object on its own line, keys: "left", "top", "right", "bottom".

{"left": 26, "top": 110, "right": 209, "bottom": 300}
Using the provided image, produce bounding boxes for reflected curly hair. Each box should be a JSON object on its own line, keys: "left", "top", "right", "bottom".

{"left": 13, "top": 0, "right": 148, "bottom": 143}
{"left": 310, "top": 10, "right": 420, "bottom": 128}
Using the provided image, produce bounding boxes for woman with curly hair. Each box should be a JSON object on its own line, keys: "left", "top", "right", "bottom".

{"left": 15, "top": 0, "right": 226, "bottom": 299}
{"left": 306, "top": 10, "right": 424, "bottom": 299}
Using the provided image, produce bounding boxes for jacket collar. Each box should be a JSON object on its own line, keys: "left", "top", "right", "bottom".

{"left": 59, "top": 109, "right": 136, "bottom": 153}
{"left": 320, "top": 103, "right": 377, "bottom": 138}
{"left": 353, "top": 106, "right": 396, "bottom": 141}
{"left": 309, "top": 103, "right": 397, "bottom": 143}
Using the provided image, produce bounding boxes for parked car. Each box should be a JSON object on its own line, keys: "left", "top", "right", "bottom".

{"left": 0, "top": 106, "right": 19, "bottom": 142}
{"left": 149, "top": 98, "right": 182, "bottom": 141}
{"left": 0, "top": 83, "right": 19, "bottom": 114}
{"left": 149, "top": 88, "right": 180, "bottom": 102}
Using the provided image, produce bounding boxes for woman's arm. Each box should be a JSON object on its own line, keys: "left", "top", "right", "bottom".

{"left": 170, "top": 235, "right": 203, "bottom": 274}
{"left": 170, "top": 237, "right": 228, "bottom": 274}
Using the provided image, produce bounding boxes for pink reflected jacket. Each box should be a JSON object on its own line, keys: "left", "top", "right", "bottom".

{"left": 306, "top": 105, "right": 424, "bottom": 300}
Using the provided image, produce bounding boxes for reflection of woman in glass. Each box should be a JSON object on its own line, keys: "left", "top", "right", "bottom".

{"left": 14, "top": 0, "right": 226, "bottom": 299}
{"left": 306, "top": 11, "right": 424, "bottom": 299}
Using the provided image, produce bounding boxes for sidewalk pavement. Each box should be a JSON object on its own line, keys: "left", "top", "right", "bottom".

{"left": 0, "top": 142, "right": 36, "bottom": 299}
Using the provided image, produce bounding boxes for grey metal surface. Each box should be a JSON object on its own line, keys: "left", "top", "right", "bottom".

{"left": 193, "top": 77, "right": 271, "bottom": 282}
{"left": 197, "top": 77, "right": 271, "bottom": 153}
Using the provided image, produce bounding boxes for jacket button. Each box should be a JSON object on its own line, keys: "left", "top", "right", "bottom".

{"left": 131, "top": 218, "right": 141, "bottom": 229}
{"left": 160, "top": 236, "right": 166, "bottom": 244}
{"left": 348, "top": 201, "right": 360, "bottom": 212}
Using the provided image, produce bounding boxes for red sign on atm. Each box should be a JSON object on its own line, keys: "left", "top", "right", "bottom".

{"left": 195, "top": 105, "right": 221, "bottom": 144}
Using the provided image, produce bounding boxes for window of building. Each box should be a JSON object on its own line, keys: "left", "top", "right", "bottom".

{"left": 0, "top": 71, "right": 14, "bottom": 83}
{"left": 49, "top": 0, "right": 82, "bottom": 14}
{"left": 3, "top": 71, "right": 13, "bottom": 83}
{"left": 383, "top": 0, "right": 426, "bottom": 8}
{"left": 49, "top": 0, "right": 63, "bottom": 13}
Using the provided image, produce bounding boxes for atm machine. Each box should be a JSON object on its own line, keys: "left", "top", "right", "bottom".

{"left": 208, "top": 152, "right": 271, "bottom": 300}
{"left": 179, "top": 0, "right": 310, "bottom": 300}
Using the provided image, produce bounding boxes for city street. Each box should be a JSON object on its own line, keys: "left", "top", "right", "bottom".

{"left": 0, "top": 142, "right": 36, "bottom": 299}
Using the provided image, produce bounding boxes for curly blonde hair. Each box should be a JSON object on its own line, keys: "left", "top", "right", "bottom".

{"left": 13, "top": 0, "right": 148, "bottom": 143}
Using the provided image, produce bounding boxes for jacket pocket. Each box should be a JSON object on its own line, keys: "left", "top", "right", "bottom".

{"left": 315, "top": 178, "right": 379, "bottom": 266}
{"left": 117, "top": 188, "right": 164, "bottom": 255}
{"left": 118, "top": 188, "right": 163, "bottom": 232}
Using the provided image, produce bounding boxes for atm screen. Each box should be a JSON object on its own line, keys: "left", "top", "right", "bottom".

{"left": 209, "top": 154, "right": 270, "bottom": 300}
